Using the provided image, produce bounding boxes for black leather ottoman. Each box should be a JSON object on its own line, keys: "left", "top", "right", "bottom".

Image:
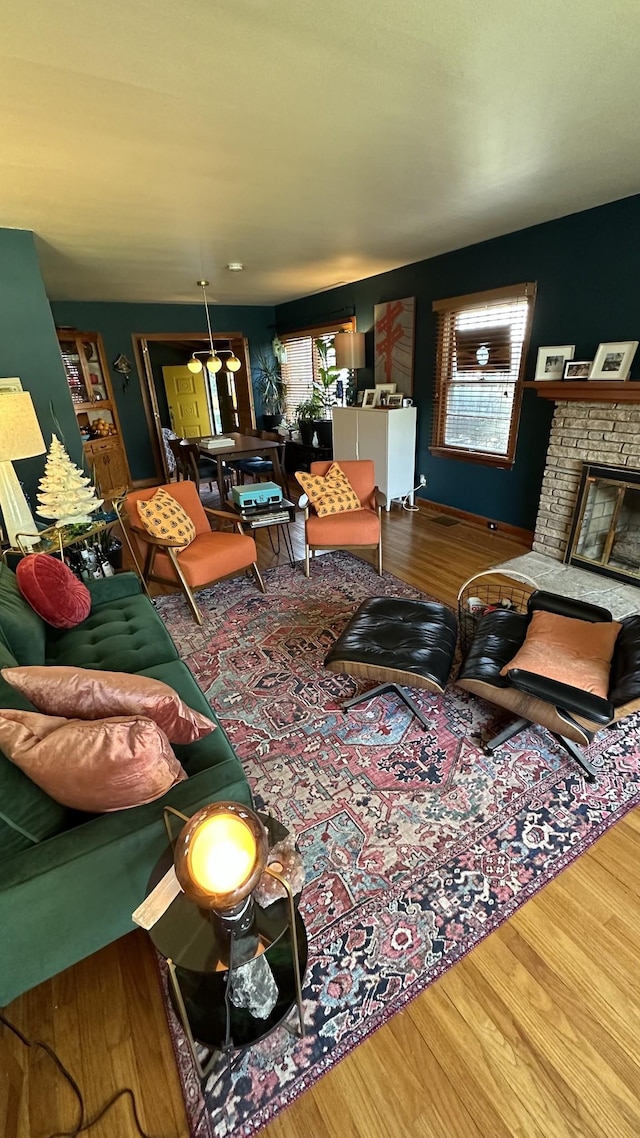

{"left": 324, "top": 596, "right": 458, "bottom": 729}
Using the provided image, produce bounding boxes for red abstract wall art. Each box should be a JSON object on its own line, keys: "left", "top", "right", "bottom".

{"left": 374, "top": 297, "right": 415, "bottom": 393}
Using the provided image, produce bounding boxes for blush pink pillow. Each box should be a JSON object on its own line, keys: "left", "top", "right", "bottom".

{"left": 1, "top": 666, "right": 215, "bottom": 745}
{"left": 500, "top": 609, "right": 621, "bottom": 697}
{"left": 0, "top": 709, "right": 186, "bottom": 812}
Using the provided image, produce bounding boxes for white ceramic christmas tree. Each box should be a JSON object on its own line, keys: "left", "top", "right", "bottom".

{"left": 37, "top": 435, "right": 103, "bottom": 527}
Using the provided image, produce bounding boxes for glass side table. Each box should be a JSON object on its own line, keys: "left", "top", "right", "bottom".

{"left": 146, "top": 811, "right": 307, "bottom": 1080}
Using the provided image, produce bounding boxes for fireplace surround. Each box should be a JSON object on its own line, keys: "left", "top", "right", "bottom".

{"left": 566, "top": 463, "right": 640, "bottom": 585}
{"left": 533, "top": 399, "right": 640, "bottom": 563}
{"left": 493, "top": 396, "right": 640, "bottom": 620}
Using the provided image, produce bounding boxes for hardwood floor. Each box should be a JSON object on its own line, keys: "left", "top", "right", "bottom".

{"left": 3, "top": 505, "right": 640, "bottom": 1138}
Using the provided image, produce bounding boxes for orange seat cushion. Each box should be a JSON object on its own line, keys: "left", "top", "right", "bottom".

{"left": 501, "top": 609, "right": 622, "bottom": 697}
{"left": 153, "top": 530, "right": 257, "bottom": 588}
{"left": 297, "top": 463, "right": 362, "bottom": 517}
{"left": 306, "top": 508, "right": 380, "bottom": 546}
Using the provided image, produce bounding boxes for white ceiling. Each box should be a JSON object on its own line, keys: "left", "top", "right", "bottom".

{"left": 2, "top": 0, "right": 639, "bottom": 306}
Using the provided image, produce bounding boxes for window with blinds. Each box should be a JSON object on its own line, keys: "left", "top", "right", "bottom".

{"left": 431, "top": 283, "right": 536, "bottom": 466}
{"left": 279, "top": 319, "right": 355, "bottom": 422}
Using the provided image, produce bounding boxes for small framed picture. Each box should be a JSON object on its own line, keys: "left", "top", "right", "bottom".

{"left": 563, "top": 360, "right": 592, "bottom": 379}
{"left": 534, "top": 345, "right": 575, "bottom": 380}
{"left": 589, "top": 341, "right": 638, "bottom": 381}
{"left": 355, "top": 390, "right": 365, "bottom": 405}
{"left": 386, "top": 393, "right": 404, "bottom": 408}
{"left": 373, "top": 383, "right": 397, "bottom": 407}
{"left": 361, "top": 389, "right": 377, "bottom": 408}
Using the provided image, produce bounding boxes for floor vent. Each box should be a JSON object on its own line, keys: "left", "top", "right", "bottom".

{"left": 431, "top": 516, "right": 460, "bottom": 527}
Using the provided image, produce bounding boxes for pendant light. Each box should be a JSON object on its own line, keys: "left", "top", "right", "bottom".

{"left": 197, "top": 279, "right": 222, "bottom": 374}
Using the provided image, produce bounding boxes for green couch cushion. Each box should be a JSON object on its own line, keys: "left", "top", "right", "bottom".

{"left": 0, "top": 562, "right": 46, "bottom": 665}
{"left": 0, "top": 637, "right": 74, "bottom": 855}
{"left": 0, "top": 762, "right": 253, "bottom": 1006}
{"left": 139, "top": 659, "right": 246, "bottom": 780}
{"left": 87, "top": 572, "right": 142, "bottom": 607}
{"left": 45, "top": 593, "right": 179, "bottom": 672}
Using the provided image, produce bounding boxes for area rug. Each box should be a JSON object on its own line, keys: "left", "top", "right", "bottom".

{"left": 154, "top": 551, "right": 640, "bottom": 1138}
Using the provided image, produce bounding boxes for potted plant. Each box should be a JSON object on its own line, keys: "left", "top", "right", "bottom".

{"left": 312, "top": 337, "right": 340, "bottom": 448}
{"left": 296, "top": 395, "right": 321, "bottom": 446}
{"left": 254, "top": 350, "right": 286, "bottom": 430}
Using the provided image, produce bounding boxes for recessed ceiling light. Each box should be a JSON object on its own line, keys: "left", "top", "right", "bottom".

{"left": 227, "top": 262, "right": 244, "bottom": 272}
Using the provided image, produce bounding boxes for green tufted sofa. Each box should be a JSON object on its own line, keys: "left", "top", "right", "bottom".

{"left": 0, "top": 562, "right": 252, "bottom": 1007}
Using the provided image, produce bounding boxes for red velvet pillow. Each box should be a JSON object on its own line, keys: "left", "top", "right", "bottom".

{"left": 17, "top": 554, "right": 91, "bottom": 629}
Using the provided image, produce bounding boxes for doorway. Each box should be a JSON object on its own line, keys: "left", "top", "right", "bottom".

{"left": 132, "top": 332, "right": 256, "bottom": 481}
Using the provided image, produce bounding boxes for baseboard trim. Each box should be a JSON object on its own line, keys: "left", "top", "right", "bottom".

{"left": 417, "top": 497, "right": 534, "bottom": 544}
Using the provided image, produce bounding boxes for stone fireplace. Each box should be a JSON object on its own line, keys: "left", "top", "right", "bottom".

{"left": 533, "top": 400, "right": 640, "bottom": 562}
{"left": 494, "top": 393, "right": 640, "bottom": 619}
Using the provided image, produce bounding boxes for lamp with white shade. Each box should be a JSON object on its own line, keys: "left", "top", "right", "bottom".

{"left": 0, "top": 391, "right": 45, "bottom": 549}
{"left": 333, "top": 331, "right": 365, "bottom": 370}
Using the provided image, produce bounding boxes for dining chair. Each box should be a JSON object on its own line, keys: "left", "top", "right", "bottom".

{"left": 168, "top": 437, "right": 235, "bottom": 499}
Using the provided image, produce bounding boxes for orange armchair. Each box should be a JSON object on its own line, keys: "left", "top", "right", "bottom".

{"left": 118, "top": 480, "right": 265, "bottom": 625}
{"left": 297, "top": 459, "right": 384, "bottom": 577}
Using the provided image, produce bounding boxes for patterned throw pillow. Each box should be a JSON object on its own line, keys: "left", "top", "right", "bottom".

{"left": 136, "top": 488, "right": 196, "bottom": 549}
{"left": 296, "top": 463, "right": 362, "bottom": 517}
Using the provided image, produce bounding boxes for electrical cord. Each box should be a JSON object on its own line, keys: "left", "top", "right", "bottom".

{"left": 401, "top": 474, "right": 428, "bottom": 512}
{"left": 0, "top": 1010, "right": 167, "bottom": 1138}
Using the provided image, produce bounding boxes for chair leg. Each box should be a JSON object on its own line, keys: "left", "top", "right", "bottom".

{"left": 550, "top": 733, "right": 597, "bottom": 782}
{"left": 342, "top": 682, "right": 432, "bottom": 730}
{"left": 484, "top": 716, "right": 597, "bottom": 782}
{"left": 304, "top": 543, "right": 310, "bottom": 577}
{"left": 483, "top": 716, "right": 529, "bottom": 755}
{"left": 166, "top": 548, "right": 202, "bottom": 625}
{"left": 252, "top": 562, "right": 266, "bottom": 593}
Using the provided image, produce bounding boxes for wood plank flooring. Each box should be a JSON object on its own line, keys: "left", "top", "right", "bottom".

{"left": 3, "top": 504, "right": 640, "bottom": 1138}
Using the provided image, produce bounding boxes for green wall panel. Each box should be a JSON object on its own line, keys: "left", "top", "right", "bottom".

{"left": 275, "top": 194, "right": 640, "bottom": 531}
{"left": 0, "top": 230, "right": 82, "bottom": 511}
{"left": 50, "top": 302, "right": 275, "bottom": 482}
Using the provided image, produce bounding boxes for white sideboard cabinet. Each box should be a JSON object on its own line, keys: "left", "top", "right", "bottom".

{"left": 332, "top": 406, "right": 417, "bottom": 510}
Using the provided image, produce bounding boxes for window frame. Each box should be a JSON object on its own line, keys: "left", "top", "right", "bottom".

{"left": 430, "top": 282, "right": 536, "bottom": 469}
{"left": 278, "top": 318, "right": 355, "bottom": 421}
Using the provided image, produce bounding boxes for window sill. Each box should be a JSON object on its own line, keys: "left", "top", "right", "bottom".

{"left": 429, "top": 446, "right": 514, "bottom": 469}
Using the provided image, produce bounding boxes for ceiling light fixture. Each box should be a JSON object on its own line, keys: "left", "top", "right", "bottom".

{"left": 196, "top": 279, "right": 222, "bottom": 374}
{"left": 227, "top": 262, "right": 244, "bottom": 272}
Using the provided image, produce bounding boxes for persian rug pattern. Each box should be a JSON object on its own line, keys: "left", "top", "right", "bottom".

{"left": 154, "top": 553, "right": 640, "bottom": 1137}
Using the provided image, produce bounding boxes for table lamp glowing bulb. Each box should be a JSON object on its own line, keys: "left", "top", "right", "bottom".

{"left": 175, "top": 802, "right": 268, "bottom": 912}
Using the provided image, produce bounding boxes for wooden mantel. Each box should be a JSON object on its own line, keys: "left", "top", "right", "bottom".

{"left": 523, "top": 381, "right": 640, "bottom": 403}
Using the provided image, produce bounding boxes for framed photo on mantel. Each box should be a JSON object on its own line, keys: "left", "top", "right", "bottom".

{"left": 589, "top": 340, "right": 638, "bottom": 381}
{"left": 534, "top": 345, "right": 575, "bottom": 380}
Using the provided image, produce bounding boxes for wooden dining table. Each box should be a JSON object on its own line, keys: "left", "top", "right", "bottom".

{"left": 196, "top": 433, "right": 285, "bottom": 504}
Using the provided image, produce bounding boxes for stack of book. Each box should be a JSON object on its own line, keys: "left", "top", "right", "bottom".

{"left": 235, "top": 498, "right": 295, "bottom": 528}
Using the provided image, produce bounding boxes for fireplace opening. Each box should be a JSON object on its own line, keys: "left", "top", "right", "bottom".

{"left": 566, "top": 463, "right": 640, "bottom": 584}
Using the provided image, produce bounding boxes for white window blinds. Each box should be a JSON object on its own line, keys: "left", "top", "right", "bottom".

{"left": 432, "top": 283, "right": 536, "bottom": 465}
{"left": 279, "top": 319, "right": 355, "bottom": 422}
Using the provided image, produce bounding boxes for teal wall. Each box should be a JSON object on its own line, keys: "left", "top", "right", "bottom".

{"left": 275, "top": 194, "right": 640, "bottom": 531}
{"left": 0, "top": 229, "right": 82, "bottom": 509}
{"left": 50, "top": 302, "right": 275, "bottom": 481}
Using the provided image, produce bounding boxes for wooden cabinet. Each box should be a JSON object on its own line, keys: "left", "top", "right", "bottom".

{"left": 332, "top": 406, "right": 417, "bottom": 509}
{"left": 56, "top": 330, "right": 131, "bottom": 496}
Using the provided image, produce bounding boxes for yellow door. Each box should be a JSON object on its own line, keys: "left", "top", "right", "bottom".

{"left": 163, "top": 366, "right": 212, "bottom": 438}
